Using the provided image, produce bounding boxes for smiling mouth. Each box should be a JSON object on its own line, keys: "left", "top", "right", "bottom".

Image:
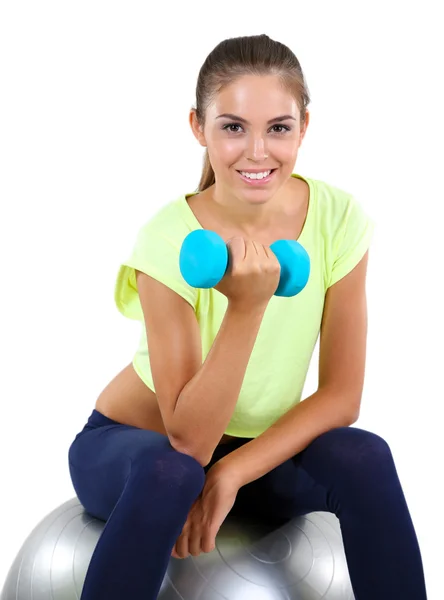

{"left": 236, "top": 168, "right": 278, "bottom": 183}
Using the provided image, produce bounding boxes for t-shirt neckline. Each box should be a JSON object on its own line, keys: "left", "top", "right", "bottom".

{"left": 177, "top": 173, "right": 314, "bottom": 244}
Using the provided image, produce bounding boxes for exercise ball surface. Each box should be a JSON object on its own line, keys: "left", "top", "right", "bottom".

{"left": 1, "top": 498, "right": 355, "bottom": 599}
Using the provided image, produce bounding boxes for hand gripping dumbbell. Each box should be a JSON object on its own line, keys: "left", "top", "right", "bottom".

{"left": 179, "top": 229, "right": 310, "bottom": 297}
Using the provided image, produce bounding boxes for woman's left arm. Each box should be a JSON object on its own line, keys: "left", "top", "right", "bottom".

{"left": 217, "top": 251, "right": 370, "bottom": 489}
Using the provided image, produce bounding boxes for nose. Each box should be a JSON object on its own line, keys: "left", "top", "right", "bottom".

{"left": 246, "top": 135, "right": 269, "bottom": 161}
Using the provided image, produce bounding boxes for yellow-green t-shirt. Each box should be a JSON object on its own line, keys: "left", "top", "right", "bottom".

{"left": 114, "top": 173, "right": 376, "bottom": 438}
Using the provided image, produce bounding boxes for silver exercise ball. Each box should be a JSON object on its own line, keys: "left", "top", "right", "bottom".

{"left": 1, "top": 497, "right": 355, "bottom": 599}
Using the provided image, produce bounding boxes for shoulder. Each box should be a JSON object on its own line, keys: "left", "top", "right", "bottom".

{"left": 115, "top": 193, "right": 199, "bottom": 320}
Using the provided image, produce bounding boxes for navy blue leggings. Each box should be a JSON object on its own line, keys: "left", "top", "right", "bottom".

{"left": 68, "top": 409, "right": 427, "bottom": 599}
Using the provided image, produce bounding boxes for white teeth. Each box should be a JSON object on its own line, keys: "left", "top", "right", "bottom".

{"left": 240, "top": 170, "right": 272, "bottom": 180}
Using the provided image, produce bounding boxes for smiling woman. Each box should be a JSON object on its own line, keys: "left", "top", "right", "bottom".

{"left": 63, "top": 33, "right": 428, "bottom": 600}
{"left": 189, "top": 74, "right": 309, "bottom": 217}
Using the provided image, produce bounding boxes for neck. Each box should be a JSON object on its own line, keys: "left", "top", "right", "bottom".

{"left": 208, "top": 180, "right": 293, "bottom": 235}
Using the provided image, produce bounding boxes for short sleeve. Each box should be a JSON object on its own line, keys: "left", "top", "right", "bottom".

{"left": 114, "top": 225, "right": 198, "bottom": 321}
{"left": 328, "top": 196, "right": 376, "bottom": 288}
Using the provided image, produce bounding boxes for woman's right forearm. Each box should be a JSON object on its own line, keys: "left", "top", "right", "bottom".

{"left": 171, "top": 302, "right": 267, "bottom": 466}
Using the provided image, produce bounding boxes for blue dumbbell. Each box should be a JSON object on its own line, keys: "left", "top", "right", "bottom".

{"left": 179, "top": 229, "right": 310, "bottom": 297}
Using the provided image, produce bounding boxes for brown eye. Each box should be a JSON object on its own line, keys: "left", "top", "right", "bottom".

{"left": 271, "top": 125, "right": 291, "bottom": 133}
{"left": 222, "top": 123, "right": 243, "bottom": 133}
{"left": 222, "top": 123, "right": 291, "bottom": 134}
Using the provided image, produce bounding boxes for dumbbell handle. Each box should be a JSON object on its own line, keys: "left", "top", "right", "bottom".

{"left": 179, "top": 229, "right": 310, "bottom": 298}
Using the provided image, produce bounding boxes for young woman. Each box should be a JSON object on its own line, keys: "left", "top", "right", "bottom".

{"left": 68, "top": 34, "right": 428, "bottom": 600}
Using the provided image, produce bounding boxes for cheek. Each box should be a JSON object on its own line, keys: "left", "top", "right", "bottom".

{"left": 268, "top": 137, "right": 300, "bottom": 159}
{"left": 209, "top": 138, "right": 242, "bottom": 163}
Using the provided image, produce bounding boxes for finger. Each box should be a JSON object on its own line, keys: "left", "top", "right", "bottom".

{"left": 202, "top": 528, "right": 216, "bottom": 554}
{"left": 257, "top": 242, "right": 269, "bottom": 257}
{"left": 247, "top": 240, "right": 269, "bottom": 260}
{"left": 176, "top": 532, "right": 190, "bottom": 559}
{"left": 227, "top": 236, "right": 247, "bottom": 260}
{"left": 189, "top": 523, "right": 203, "bottom": 557}
{"left": 250, "top": 240, "right": 260, "bottom": 255}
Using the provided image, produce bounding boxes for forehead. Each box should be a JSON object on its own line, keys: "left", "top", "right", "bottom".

{"left": 207, "top": 74, "right": 299, "bottom": 121}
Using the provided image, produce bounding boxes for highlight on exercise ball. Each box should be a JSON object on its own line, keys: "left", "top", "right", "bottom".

{"left": 179, "top": 229, "right": 310, "bottom": 297}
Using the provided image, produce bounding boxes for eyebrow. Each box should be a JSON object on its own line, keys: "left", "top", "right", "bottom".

{"left": 215, "top": 113, "right": 296, "bottom": 125}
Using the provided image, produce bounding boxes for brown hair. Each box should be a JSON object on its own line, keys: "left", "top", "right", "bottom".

{"left": 192, "top": 34, "right": 311, "bottom": 192}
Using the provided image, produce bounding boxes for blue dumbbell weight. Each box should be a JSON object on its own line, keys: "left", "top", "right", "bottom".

{"left": 179, "top": 229, "right": 310, "bottom": 297}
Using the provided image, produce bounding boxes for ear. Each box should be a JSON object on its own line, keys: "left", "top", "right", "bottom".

{"left": 301, "top": 110, "right": 310, "bottom": 142}
{"left": 299, "top": 110, "right": 310, "bottom": 147}
{"left": 189, "top": 109, "right": 207, "bottom": 147}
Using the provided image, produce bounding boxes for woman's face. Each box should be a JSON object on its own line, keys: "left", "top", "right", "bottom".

{"left": 191, "top": 74, "right": 309, "bottom": 202}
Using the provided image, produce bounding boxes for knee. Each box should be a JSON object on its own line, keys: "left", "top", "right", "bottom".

{"left": 313, "top": 426, "right": 394, "bottom": 475}
{"left": 131, "top": 446, "right": 206, "bottom": 500}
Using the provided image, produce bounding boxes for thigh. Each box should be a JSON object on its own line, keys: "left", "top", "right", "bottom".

{"left": 228, "top": 426, "right": 390, "bottom": 522}
{"left": 206, "top": 437, "right": 330, "bottom": 523}
{"left": 232, "top": 454, "right": 330, "bottom": 523}
{"left": 68, "top": 417, "right": 186, "bottom": 521}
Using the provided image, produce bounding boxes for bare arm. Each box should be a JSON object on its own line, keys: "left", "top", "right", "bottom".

{"left": 136, "top": 237, "right": 278, "bottom": 467}
{"left": 173, "top": 303, "right": 266, "bottom": 466}
{"left": 135, "top": 269, "right": 268, "bottom": 468}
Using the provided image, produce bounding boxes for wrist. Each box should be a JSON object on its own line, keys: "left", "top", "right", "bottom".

{"left": 227, "top": 301, "right": 267, "bottom": 319}
{"left": 212, "top": 455, "right": 245, "bottom": 489}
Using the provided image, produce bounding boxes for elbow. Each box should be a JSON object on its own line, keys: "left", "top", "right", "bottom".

{"left": 319, "top": 384, "right": 361, "bottom": 426}
{"left": 347, "top": 409, "right": 360, "bottom": 426}
{"left": 346, "top": 396, "right": 361, "bottom": 425}
{"left": 332, "top": 385, "right": 362, "bottom": 425}
{"left": 169, "top": 436, "right": 212, "bottom": 468}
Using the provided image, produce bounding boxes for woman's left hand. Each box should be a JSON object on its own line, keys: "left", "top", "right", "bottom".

{"left": 171, "top": 462, "right": 240, "bottom": 559}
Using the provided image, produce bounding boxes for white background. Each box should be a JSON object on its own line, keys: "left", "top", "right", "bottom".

{"left": 1, "top": 1, "right": 442, "bottom": 597}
